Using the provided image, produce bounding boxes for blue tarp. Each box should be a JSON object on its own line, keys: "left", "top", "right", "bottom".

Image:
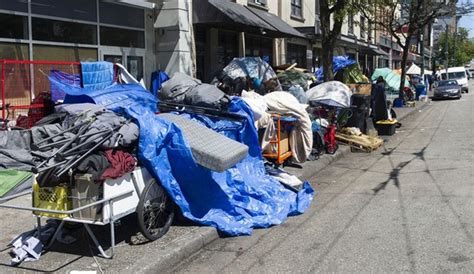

{"left": 150, "top": 70, "right": 170, "bottom": 97}
{"left": 49, "top": 70, "right": 81, "bottom": 102}
{"left": 52, "top": 76, "right": 314, "bottom": 236}
{"left": 81, "top": 61, "right": 115, "bottom": 90}
{"left": 315, "top": 56, "right": 357, "bottom": 81}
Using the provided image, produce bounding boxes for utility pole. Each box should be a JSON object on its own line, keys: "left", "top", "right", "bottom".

{"left": 420, "top": 32, "right": 425, "bottom": 76}
{"left": 444, "top": 24, "right": 449, "bottom": 75}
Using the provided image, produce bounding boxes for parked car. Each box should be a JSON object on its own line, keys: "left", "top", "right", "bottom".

{"left": 439, "top": 67, "right": 469, "bottom": 93}
{"left": 433, "top": 80, "right": 462, "bottom": 100}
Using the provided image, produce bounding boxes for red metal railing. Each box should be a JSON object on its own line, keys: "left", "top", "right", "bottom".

{"left": 1, "top": 59, "right": 81, "bottom": 128}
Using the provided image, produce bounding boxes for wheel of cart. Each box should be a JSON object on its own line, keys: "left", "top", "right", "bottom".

{"left": 136, "top": 177, "right": 175, "bottom": 241}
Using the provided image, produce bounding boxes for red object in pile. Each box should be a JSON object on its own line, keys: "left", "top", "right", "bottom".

{"left": 16, "top": 92, "right": 54, "bottom": 128}
{"left": 324, "top": 124, "right": 338, "bottom": 154}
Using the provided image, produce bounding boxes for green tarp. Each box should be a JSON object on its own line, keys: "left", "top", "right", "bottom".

{"left": 0, "top": 170, "right": 32, "bottom": 197}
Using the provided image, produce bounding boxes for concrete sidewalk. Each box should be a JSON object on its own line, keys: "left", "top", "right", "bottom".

{"left": 0, "top": 101, "right": 429, "bottom": 273}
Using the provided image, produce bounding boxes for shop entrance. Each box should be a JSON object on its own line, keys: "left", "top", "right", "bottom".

{"left": 100, "top": 47, "right": 145, "bottom": 81}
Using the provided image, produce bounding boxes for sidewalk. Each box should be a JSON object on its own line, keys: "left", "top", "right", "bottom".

{"left": 0, "top": 101, "right": 429, "bottom": 273}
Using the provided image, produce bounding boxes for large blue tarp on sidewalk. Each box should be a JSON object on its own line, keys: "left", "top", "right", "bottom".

{"left": 52, "top": 76, "right": 314, "bottom": 236}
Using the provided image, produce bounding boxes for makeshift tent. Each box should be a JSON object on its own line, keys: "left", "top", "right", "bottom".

{"left": 58, "top": 77, "right": 313, "bottom": 236}
{"left": 277, "top": 69, "right": 312, "bottom": 91}
{"left": 218, "top": 57, "right": 280, "bottom": 85}
{"left": 406, "top": 64, "right": 432, "bottom": 75}
{"left": 371, "top": 68, "right": 411, "bottom": 93}
{"left": 306, "top": 81, "right": 352, "bottom": 108}
{"left": 315, "top": 56, "right": 357, "bottom": 81}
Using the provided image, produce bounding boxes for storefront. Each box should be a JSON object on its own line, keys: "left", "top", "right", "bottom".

{"left": 286, "top": 43, "right": 307, "bottom": 69}
{"left": 193, "top": 0, "right": 304, "bottom": 82}
{"left": 0, "top": 0, "right": 155, "bottom": 83}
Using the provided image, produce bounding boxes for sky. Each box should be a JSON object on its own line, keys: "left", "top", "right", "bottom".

{"left": 459, "top": 12, "right": 474, "bottom": 38}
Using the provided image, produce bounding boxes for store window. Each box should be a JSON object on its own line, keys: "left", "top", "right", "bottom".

{"left": 33, "top": 45, "right": 97, "bottom": 62}
{"left": 217, "top": 31, "right": 238, "bottom": 71}
{"left": 291, "top": 0, "right": 303, "bottom": 18}
{"left": 245, "top": 35, "right": 273, "bottom": 65}
{"left": 100, "top": 1, "right": 144, "bottom": 29}
{"left": 0, "top": 42, "right": 29, "bottom": 60}
{"left": 0, "top": 0, "right": 28, "bottom": 12}
{"left": 348, "top": 14, "right": 354, "bottom": 35}
{"left": 287, "top": 43, "right": 307, "bottom": 68}
{"left": 360, "top": 16, "right": 366, "bottom": 39}
{"left": 195, "top": 28, "right": 207, "bottom": 82}
{"left": 31, "top": 0, "right": 97, "bottom": 22}
{"left": 249, "top": 0, "right": 267, "bottom": 7}
{"left": 0, "top": 14, "right": 28, "bottom": 39}
{"left": 100, "top": 26, "right": 145, "bottom": 48}
{"left": 32, "top": 18, "right": 97, "bottom": 44}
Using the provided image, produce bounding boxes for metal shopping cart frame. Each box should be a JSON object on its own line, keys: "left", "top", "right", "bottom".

{"left": 0, "top": 167, "right": 175, "bottom": 259}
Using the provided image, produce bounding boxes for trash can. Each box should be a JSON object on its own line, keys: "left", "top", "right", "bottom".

{"left": 345, "top": 94, "right": 371, "bottom": 134}
{"left": 415, "top": 84, "right": 426, "bottom": 101}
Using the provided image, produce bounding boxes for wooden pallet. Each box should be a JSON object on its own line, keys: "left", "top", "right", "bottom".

{"left": 336, "top": 132, "right": 384, "bottom": 153}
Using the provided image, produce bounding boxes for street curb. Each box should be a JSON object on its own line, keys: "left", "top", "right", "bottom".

{"left": 134, "top": 227, "right": 219, "bottom": 274}
{"left": 131, "top": 101, "right": 430, "bottom": 273}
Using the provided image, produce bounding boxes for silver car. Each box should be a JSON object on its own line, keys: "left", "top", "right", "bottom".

{"left": 433, "top": 80, "right": 462, "bottom": 100}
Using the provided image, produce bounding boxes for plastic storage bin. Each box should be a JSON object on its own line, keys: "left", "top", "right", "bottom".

{"left": 72, "top": 174, "right": 102, "bottom": 221}
{"left": 376, "top": 120, "right": 397, "bottom": 136}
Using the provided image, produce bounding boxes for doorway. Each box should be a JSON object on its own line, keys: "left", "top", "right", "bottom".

{"left": 100, "top": 47, "right": 145, "bottom": 81}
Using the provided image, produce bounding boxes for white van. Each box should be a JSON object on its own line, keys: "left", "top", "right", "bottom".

{"left": 440, "top": 67, "right": 469, "bottom": 93}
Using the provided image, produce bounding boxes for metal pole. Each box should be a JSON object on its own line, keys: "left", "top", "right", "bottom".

{"left": 420, "top": 33, "right": 425, "bottom": 76}
{"left": 445, "top": 24, "right": 449, "bottom": 75}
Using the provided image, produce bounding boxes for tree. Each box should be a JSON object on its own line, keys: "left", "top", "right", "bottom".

{"left": 319, "top": 0, "right": 352, "bottom": 81}
{"left": 437, "top": 27, "right": 474, "bottom": 66}
{"left": 357, "top": 0, "right": 474, "bottom": 97}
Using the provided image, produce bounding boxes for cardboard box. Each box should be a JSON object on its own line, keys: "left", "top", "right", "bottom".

{"left": 263, "top": 130, "right": 290, "bottom": 154}
{"left": 348, "top": 84, "right": 372, "bottom": 95}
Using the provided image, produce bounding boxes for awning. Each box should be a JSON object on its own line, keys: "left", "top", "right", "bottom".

{"left": 207, "top": 0, "right": 275, "bottom": 31}
{"left": 105, "top": 0, "right": 155, "bottom": 9}
{"left": 247, "top": 7, "right": 305, "bottom": 38}
{"left": 196, "top": 0, "right": 304, "bottom": 39}
{"left": 359, "top": 46, "right": 388, "bottom": 56}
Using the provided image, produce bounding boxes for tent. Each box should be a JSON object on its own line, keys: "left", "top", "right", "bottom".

{"left": 306, "top": 81, "right": 352, "bottom": 108}
{"left": 406, "top": 64, "right": 432, "bottom": 75}
{"left": 219, "top": 57, "right": 280, "bottom": 83}
{"left": 371, "top": 68, "right": 410, "bottom": 93}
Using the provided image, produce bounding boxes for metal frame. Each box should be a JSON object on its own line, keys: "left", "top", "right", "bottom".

{"left": 0, "top": 59, "right": 81, "bottom": 127}
{"left": 0, "top": 186, "right": 135, "bottom": 259}
{"left": 262, "top": 113, "right": 295, "bottom": 165}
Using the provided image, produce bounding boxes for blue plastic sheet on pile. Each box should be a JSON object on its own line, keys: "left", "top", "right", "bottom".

{"left": 81, "top": 61, "right": 115, "bottom": 90}
{"left": 150, "top": 70, "right": 170, "bottom": 97}
{"left": 49, "top": 70, "right": 81, "bottom": 102}
{"left": 55, "top": 78, "right": 314, "bottom": 236}
{"left": 315, "top": 56, "right": 356, "bottom": 81}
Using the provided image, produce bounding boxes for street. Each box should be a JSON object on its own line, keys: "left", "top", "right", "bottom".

{"left": 173, "top": 81, "right": 474, "bottom": 273}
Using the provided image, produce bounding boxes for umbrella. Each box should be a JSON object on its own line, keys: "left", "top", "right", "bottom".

{"left": 306, "top": 81, "right": 352, "bottom": 108}
{"left": 371, "top": 68, "right": 410, "bottom": 93}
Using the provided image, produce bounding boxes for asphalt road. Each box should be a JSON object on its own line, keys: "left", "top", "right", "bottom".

{"left": 173, "top": 81, "right": 474, "bottom": 273}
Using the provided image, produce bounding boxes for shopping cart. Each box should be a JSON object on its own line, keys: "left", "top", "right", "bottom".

{"left": 0, "top": 167, "right": 175, "bottom": 259}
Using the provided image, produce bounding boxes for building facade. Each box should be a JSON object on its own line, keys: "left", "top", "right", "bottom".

{"left": 0, "top": 0, "right": 157, "bottom": 85}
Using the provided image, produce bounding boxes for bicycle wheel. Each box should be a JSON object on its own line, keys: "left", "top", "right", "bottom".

{"left": 137, "top": 178, "right": 174, "bottom": 241}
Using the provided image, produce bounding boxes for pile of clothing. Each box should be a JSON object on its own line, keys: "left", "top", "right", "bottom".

{"left": 0, "top": 103, "right": 138, "bottom": 187}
